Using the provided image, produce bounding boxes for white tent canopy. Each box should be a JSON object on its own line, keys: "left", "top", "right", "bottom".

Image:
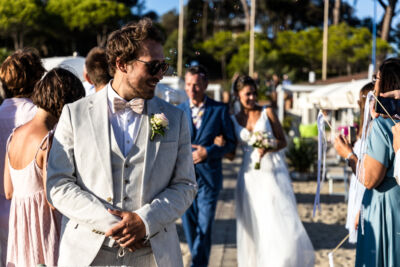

{"left": 280, "top": 78, "right": 371, "bottom": 124}
{"left": 42, "top": 56, "right": 85, "bottom": 81}
{"left": 307, "top": 79, "right": 370, "bottom": 110}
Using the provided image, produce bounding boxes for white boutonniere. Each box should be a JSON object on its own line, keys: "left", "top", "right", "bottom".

{"left": 150, "top": 113, "right": 169, "bottom": 141}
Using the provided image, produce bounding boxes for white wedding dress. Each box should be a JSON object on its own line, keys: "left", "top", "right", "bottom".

{"left": 232, "top": 109, "right": 315, "bottom": 267}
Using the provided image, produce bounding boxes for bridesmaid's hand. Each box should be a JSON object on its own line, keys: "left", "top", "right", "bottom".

{"left": 334, "top": 135, "right": 352, "bottom": 158}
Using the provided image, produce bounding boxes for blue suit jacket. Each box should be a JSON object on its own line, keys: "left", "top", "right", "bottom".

{"left": 178, "top": 97, "right": 236, "bottom": 191}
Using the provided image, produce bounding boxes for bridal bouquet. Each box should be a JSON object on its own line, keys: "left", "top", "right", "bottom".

{"left": 249, "top": 131, "right": 276, "bottom": 169}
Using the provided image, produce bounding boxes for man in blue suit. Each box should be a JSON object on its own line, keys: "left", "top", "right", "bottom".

{"left": 179, "top": 65, "right": 236, "bottom": 267}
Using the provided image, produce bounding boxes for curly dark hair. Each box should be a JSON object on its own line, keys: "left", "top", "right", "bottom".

{"left": 106, "top": 18, "right": 165, "bottom": 76}
{"left": 32, "top": 68, "right": 85, "bottom": 118}
{"left": 0, "top": 48, "right": 45, "bottom": 98}
{"left": 85, "top": 46, "right": 111, "bottom": 87}
{"left": 233, "top": 75, "right": 258, "bottom": 95}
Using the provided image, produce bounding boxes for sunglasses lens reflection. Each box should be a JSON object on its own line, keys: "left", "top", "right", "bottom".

{"left": 149, "top": 61, "right": 169, "bottom": 75}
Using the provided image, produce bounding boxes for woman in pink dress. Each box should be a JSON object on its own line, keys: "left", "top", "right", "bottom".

{"left": 0, "top": 49, "right": 45, "bottom": 266}
{"left": 4, "top": 68, "right": 85, "bottom": 267}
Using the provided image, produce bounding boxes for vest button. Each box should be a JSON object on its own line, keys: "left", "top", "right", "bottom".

{"left": 124, "top": 164, "right": 129, "bottom": 168}
{"left": 124, "top": 179, "right": 129, "bottom": 184}
{"left": 106, "top": 197, "right": 112, "bottom": 203}
{"left": 123, "top": 196, "right": 128, "bottom": 201}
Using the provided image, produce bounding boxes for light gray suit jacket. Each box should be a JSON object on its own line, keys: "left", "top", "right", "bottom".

{"left": 47, "top": 88, "right": 197, "bottom": 266}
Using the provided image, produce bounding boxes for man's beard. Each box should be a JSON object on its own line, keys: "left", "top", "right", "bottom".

{"left": 129, "top": 80, "right": 156, "bottom": 99}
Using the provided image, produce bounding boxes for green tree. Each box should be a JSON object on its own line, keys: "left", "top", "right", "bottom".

{"left": 46, "top": 0, "right": 130, "bottom": 47}
{"left": 201, "top": 31, "right": 237, "bottom": 79}
{"left": 275, "top": 27, "right": 323, "bottom": 72}
{"left": 227, "top": 33, "right": 272, "bottom": 77}
{"left": 328, "top": 23, "right": 392, "bottom": 75}
{"left": 0, "top": 0, "right": 43, "bottom": 50}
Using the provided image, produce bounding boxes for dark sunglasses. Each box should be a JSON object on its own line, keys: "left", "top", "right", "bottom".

{"left": 134, "top": 59, "right": 169, "bottom": 76}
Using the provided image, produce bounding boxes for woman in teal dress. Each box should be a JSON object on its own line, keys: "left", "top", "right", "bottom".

{"left": 356, "top": 58, "right": 400, "bottom": 267}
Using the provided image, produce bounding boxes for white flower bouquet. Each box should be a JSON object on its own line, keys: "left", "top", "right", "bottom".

{"left": 249, "top": 131, "right": 276, "bottom": 169}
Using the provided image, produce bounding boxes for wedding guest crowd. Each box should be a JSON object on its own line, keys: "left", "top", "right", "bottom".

{"left": 5, "top": 17, "right": 400, "bottom": 267}
{"left": 4, "top": 68, "right": 85, "bottom": 267}
{"left": 334, "top": 57, "right": 400, "bottom": 266}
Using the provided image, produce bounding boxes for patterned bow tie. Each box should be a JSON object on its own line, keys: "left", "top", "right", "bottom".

{"left": 113, "top": 98, "right": 145, "bottom": 114}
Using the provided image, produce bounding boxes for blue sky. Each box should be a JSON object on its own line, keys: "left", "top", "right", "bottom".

{"left": 143, "top": 0, "right": 388, "bottom": 23}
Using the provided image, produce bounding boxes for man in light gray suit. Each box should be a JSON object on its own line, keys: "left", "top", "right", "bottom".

{"left": 47, "top": 18, "right": 197, "bottom": 266}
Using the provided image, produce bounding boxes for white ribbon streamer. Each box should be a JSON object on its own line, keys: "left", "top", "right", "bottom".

{"left": 355, "top": 92, "right": 374, "bottom": 184}
{"left": 354, "top": 91, "right": 374, "bottom": 235}
{"left": 328, "top": 252, "right": 335, "bottom": 267}
{"left": 313, "top": 110, "right": 328, "bottom": 216}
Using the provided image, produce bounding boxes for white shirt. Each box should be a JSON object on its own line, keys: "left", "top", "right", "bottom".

{"left": 190, "top": 97, "right": 207, "bottom": 130}
{"left": 107, "top": 83, "right": 142, "bottom": 157}
{"left": 83, "top": 81, "right": 96, "bottom": 96}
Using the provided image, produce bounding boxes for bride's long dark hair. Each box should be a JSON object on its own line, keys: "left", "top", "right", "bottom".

{"left": 233, "top": 75, "right": 258, "bottom": 96}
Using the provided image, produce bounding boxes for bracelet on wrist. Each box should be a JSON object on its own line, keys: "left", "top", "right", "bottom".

{"left": 345, "top": 152, "right": 354, "bottom": 163}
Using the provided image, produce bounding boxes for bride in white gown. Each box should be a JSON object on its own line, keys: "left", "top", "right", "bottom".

{"left": 231, "top": 76, "right": 315, "bottom": 267}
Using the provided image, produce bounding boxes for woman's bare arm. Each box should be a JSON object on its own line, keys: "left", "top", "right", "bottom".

{"left": 39, "top": 137, "right": 56, "bottom": 210}
{"left": 362, "top": 154, "right": 386, "bottom": 189}
{"left": 4, "top": 155, "right": 13, "bottom": 200}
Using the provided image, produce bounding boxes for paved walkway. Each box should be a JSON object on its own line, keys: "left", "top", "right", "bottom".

{"left": 177, "top": 157, "right": 240, "bottom": 267}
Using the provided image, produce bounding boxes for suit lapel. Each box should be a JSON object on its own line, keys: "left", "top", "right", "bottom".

{"left": 183, "top": 101, "right": 195, "bottom": 141}
{"left": 87, "top": 88, "right": 113, "bottom": 195}
{"left": 195, "top": 99, "right": 211, "bottom": 141}
{"left": 142, "top": 97, "right": 164, "bottom": 184}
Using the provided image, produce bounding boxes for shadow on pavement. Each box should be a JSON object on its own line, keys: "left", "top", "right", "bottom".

{"left": 303, "top": 221, "right": 356, "bottom": 250}
{"left": 295, "top": 193, "right": 346, "bottom": 204}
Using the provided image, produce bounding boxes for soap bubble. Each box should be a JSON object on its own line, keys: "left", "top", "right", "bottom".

{"left": 169, "top": 48, "right": 177, "bottom": 55}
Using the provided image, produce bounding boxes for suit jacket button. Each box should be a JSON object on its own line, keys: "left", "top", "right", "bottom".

{"left": 164, "top": 227, "right": 167, "bottom": 232}
{"left": 106, "top": 197, "right": 112, "bottom": 203}
{"left": 124, "top": 164, "right": 129, "bottom": 168}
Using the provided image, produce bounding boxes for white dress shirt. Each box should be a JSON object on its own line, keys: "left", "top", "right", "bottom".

{"left": 190, "top": 96, "right": 207, "bottom": 130}
{"left": 107, "top": 84, "right": 142, "bottom": 157}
